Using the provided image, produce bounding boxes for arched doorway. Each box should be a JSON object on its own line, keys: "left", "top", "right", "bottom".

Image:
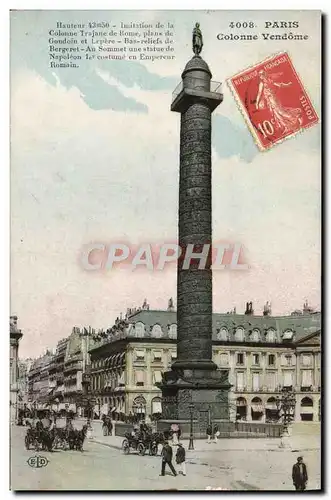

{"left": 251, "top": 397, "right": 264, "bottom": 421}
{"left": 300, "top": 397, "right": 314, "bottom": 421}
{"left": 132, "top": 395, "right": 146, "bottom": 421}
{"left": 265, "top": 397, "right": 278, "bottom": 422}
{"left": 236, "top": 397, "right": 247, "bottom": 421}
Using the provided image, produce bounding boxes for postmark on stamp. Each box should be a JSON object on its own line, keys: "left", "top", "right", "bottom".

{"left": 227, "top": 52, "right": 319, "bottom": 151}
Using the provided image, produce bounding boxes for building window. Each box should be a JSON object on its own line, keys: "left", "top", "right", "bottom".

{"left": 135, "top": 350, "right": 145, "bottom": 361}
{"left": 301, "top": 370, "right": 313, "bottom": 389}
{"left": 152, "top": 350, "right": 162, "bottom": 361}
{"left": 217, "top": 328, "right": 228, "bottom": 341}
{"left": 281, "top": 354, "right": 293, "bottom": 366}
{"left": 235, "top": 328, "right": 245, "bottom": 342}
{"left": 302, "top": 354, "right": 312, "bottom": 367}
{"left": 282, "top": 330, "right": 294, "bottom": 341}
{"left": 168, "top": 324, "right": 177, "bottom": 339}
{"left": 251, "top": 330, "right": 261, "bottom": 342}
{"left": 285, "top": 355, "right": 293, "bottom": 366}
{"left": 135, "top": 370, "right": 145, "bottom": 386}
{"left": 237, "top": 353, "right": 244, "bottom": 365}
{"left": 268, "top": 354, "right": 275, "bottom": 366}
{"left": 300, "top": 396, "right": 314, "bottom": 421}
{"left": 253, "top": 354, "right": 260, "bottom": 365}
{"left": 134, "top": 322, "right": 145, "bottom": 338}
{"left": 236, "top": 372, "right": 245, "bottom": 391}
{"left": 283, "top": 371, "right": 293, "bottom": 388}
{"left": 266, "top": 329, "right": 276, "bottom": 342}
{"left": 151, "top": 324, "right": 163, "bottom": 338}
{"left": 132, "top": 395, "right": 146, "bottom": 418}
{"left": 252, "top": 373, "right": 260, "bottom": 391}
{"left": 153, "top": 371, "right": 162, "bottom": 385}
{"left": 219, "top": 353, "right": 229, "bottom": 366}
{"left": 265, "top": 372, "right": 276, "bottom": 391}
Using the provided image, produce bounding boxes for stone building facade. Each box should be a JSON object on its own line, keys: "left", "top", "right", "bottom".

{"left": 88, "top": 303, "right": 321, "bottom": 423}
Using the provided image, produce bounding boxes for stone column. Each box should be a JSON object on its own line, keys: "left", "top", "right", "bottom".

{"left": 176, "top": 102, "right": 213, "bottom": 365}
{"left": 160, "top": 49, "right": 231, "bottom": 422}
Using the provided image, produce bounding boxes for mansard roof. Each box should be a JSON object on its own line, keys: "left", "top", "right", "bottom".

{"left": 128, "top": 309, "right": 321, "bottom": 342}
{"left": 87, "top": 309, "right": 321, "bottom": 350}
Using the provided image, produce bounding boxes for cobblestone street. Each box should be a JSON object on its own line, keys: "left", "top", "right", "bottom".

{"left": 11, "top": 424, "right": 321, "bottom": 491}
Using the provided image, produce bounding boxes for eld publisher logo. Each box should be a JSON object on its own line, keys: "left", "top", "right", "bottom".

{"left": 27, "top": 456, "right": 49, "bottom": 468}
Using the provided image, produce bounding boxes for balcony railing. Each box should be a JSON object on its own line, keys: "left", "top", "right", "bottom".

{"left": 172, "top": 79, "right": 222, "bottom": 103}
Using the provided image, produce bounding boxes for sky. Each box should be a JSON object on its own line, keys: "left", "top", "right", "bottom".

{"left": 10, "top": 10, "right": 321, "bottom": 358}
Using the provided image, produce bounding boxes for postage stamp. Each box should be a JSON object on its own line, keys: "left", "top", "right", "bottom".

{"left": 227, "top": 52, "right": 319, "bottom": 151}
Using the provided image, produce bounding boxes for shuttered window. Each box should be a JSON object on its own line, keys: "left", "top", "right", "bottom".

{"left": 153, "top": 371, "right": 162, "bottom": 384}
{"left": 236, "top": 372, "right": 245, "bottom": 391}
{"left": 135, "top": 370, "right": 145, "bottom": 386}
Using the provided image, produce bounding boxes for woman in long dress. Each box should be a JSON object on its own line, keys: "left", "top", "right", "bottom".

{"left": 255, "top": 70, "right": 302, "bottom": 134}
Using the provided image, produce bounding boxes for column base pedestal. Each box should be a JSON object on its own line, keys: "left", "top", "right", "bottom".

{"left": 159, "top": 366, "right": 231, "bottom": 420}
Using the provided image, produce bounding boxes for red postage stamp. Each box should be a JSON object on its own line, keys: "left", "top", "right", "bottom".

{"left": 227, "top": 52, "right": 319, "bottom": 151}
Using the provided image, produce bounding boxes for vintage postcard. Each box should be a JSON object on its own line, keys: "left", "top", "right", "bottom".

{"left": 10, "top": 10, "right": 321, "bottom": 491}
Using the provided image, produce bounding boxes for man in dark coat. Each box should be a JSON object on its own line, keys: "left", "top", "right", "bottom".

{"left": 160, "top": 441, "right": 177, "bottom": 477}
{"left": 176, "top": 443, "right": 186, "bottom": 476}
{"left": 292, "top": 456, "right": 308, "bottom": 491}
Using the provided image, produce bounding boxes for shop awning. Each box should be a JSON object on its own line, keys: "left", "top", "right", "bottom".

{"left": 300, "top": 408, "right": 314, "bottom": 414}
{"left": 266, "top": 402, "right": 277, "bottom": 410}
{"left": 251, "top": 404, "right": 264, "bottom": 413}
{"left": 152, "top": 401, "right": 162, "bottom": 414}
{"left": 153, "top": 371, "right": 162, "bottom": 384}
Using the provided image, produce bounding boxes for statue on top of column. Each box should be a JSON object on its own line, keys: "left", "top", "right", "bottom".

{"left": 192, "top": 22, "right": 203, "bottom": 56}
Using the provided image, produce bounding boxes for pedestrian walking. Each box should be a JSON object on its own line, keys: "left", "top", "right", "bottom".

{"left": 292, "top": 456, "right": 308, "bottom": 491}
{"left": 206, "top": 424, "right": 212, "bottom": 443}
{"left": 160, "top": 440, "right": 177, "bottom": 477}
{"left": 171, "top": 423, "right": 179, "bottom": 445}
{"left": 213, "top": 424, "right": 220, "bottom": 443}
{"left": 176, "top": 443, "right": 186, "bottom": 476}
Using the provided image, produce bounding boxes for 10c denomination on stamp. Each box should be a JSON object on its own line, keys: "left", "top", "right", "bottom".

{"left": 227, "top": 52, "right": 319, "bottom": 151}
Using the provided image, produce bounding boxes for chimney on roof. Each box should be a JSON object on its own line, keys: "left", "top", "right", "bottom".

{"left": 303, "top": 300, "right": 314, "bottom": 315}
{"left": 142, "top": 298, "right": 149, "bottom": 310}
{"left": 263, "top": 301, "right": 272, "bottom": 316}
{"left": 245, "top": 302, "right": 254, "bottom": 315}
{"left": 167, "top": 297, "right": 174, "bottom": 312}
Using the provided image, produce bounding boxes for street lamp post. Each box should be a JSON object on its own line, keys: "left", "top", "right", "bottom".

{"left": 276, "top": 388, "right": 296, "bottom": 449}
{"left": 188, "top": 403, "right": 194, "bottom": 451}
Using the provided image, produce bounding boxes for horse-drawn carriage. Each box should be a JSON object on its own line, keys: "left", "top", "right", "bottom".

{"left": 24, "top": 423, "right": 88, "bottom": 452}
{"left": 24, "top": 426, "right": 54, "bottom": 452}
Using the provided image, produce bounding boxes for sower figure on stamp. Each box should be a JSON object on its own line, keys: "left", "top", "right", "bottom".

{"left": 192, "top": 22, "right": 203, "bottom": 55}
{"left": 160, "top": 440, "right": 177, "bottom": 477}
{"left": 292, "top": 456, "right": 308, "bottom": 491}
